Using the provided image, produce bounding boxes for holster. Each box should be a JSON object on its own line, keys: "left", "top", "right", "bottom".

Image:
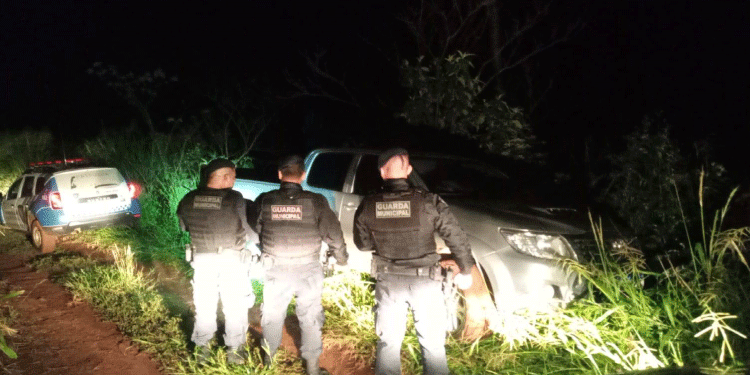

{"left": 372, "top": 257, "right": 442, "bottom": 281}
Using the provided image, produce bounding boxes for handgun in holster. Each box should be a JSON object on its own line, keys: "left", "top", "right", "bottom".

{"left": 322, "top": 250, "right": 335, "bottom": 277}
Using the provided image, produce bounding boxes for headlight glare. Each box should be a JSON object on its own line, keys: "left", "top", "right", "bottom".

{"left": 501, "top": 230, "right": 576, "bottom": 260}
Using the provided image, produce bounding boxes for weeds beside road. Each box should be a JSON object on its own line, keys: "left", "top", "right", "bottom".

{"left": 4, "top": 213, "right": 750, "bottom": 374}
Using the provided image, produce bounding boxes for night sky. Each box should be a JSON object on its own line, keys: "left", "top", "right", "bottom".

{"left": 2, "top": 0, "right": 749, "bottom": 176}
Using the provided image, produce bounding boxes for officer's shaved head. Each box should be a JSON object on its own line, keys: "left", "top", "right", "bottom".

{"left": 278, "top": 154, "right": 306, "bottom": 183}
{"left": 206, "top": 167, "right": 236, "bottom": 189}
{"left": 204, "top": 158, "right": 236, "bottom": 189}
{"left": 379, "top": 149, "right": 413, "bottom": 180}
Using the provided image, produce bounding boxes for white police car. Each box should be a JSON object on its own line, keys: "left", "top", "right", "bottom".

{"left": 0, "top": 159, "right": 142, "bottom": 252}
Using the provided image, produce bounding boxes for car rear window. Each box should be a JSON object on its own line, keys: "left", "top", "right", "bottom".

{"left": 54, "top": 168, "right": 125, "bottom": 192}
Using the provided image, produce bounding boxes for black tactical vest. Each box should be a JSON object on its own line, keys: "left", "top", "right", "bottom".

{"left": 258, "top": 186, "right": 322, "bottom": 259}
{"left": 179, "top": 188, "right": 245, "bottom": 253}
{"left": 366, "top": 189, "right": 437, "bottom": 260}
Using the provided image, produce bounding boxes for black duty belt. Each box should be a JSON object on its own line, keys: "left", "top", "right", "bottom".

{"left": 376, "top": 263, "right": 441, "bottom": 279}
{"left": 262, "top": 253, "right": 319, "bottom": 266}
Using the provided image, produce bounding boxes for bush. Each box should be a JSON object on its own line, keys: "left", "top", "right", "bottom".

{"left": 0, "top": 130, "right": 53, "bottom": 193}
{"left": 601, "top": 116, "right": 727, "bottom": 255}
{"left": 81, "top": 128, "right": 209, "bottom": 262}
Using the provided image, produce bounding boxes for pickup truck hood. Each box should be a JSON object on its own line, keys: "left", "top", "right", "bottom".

{"left": 445, "top": 198, "right": 595, "bottom": 235}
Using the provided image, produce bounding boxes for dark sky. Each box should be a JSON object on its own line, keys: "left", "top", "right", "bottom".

{"left": 2, "top": 0, "right": 749, "bottom": 173}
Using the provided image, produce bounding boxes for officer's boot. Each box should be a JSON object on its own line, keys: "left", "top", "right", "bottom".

{"left": 303, "top": 358, "right": 329, "bottom": 375}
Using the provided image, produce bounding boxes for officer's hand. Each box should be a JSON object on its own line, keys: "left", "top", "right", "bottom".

{"left": 333, "top": 259, "right": 349, "bottom": 272}
{"left": 246, "top": 242, "right": 261, "bottom": 257}
{"left": 454, "top": 272, "right": 473, "bottom": 290}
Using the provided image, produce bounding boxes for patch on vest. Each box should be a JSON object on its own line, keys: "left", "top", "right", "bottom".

{"left": 193, "top": 195, "right": 222, "bottom": 209}
{"left": 271, "top": 205, "right": 303, "bottom": 220}
{"left": 375, "top": 201, "right": 411, "bottom": 218}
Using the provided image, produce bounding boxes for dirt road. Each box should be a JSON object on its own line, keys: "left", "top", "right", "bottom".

{"left": 0, "top": 236, "right": 163, "bottom": 375}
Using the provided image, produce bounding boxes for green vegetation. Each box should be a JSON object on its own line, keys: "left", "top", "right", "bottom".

{"left": 0, "top": 289, "right": 21, "bottom": 360}
{"left": 81, "top": 129, "right": 207, "bottom": 263}
{"left": 0, "top": 130, "right": 53, "bottom": 194}
{"left": 56, "top": 245, "right": 188, "bottom": 368}
{"left": 400, "top": 53, "right": 536, "bottom": 160}
{"left": 1, "top": 128, "right": 747, "bottom": 374}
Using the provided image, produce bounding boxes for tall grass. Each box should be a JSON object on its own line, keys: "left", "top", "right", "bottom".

{"left": 321, "top": 272, "right": 377, "bottom": 363}
{"left": 62, "top": 245, "right": 188, "bottom": 368}
{"left": 0, "top": 130, "right": 53, "bottom": 193}
{"left": 0, "top": 290, "right": 21, "bottom": 361}
{"left": 442, "top": 178, "right": 749, "bottom": 374}
{"left": 81, "top": 128, "right": 209, "bottom": 262}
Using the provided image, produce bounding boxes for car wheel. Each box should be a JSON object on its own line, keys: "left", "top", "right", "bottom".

{"left": 31, "top": 220, "right": 57, "bottom": 253}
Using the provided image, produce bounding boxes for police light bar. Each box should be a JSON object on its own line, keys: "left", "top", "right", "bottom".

{"left": 29, "top": 158, "right": 88, "bottom": 167}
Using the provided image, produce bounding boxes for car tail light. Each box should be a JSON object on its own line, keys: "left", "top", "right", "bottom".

{"left": 49, "top": 192, "right": 63, "bottom": 209}
{"left": 127, "top": 182, "right": 142, "bottom": 199}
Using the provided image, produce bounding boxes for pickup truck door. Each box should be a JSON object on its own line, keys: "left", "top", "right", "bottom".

{"left": 301, "top": 151, "right": 375, "bottom": 273}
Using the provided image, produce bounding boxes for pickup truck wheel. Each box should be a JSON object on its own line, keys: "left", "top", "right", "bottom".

{"left": 31, "top": 220, "right": 57, "bottom": 253}
{"left": 444, "top": 280, "right": 467, "bottom": 337}
{"left": 440, "top": 261, "right": 495, "bottom": 341}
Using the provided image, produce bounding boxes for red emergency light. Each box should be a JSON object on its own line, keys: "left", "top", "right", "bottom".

{"left": 29, "top": 158, "right": 88, "bottom": 167}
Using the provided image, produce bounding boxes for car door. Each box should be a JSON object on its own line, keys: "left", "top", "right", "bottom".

{"left": 1, "top": 177, "right": 24, "bottom": 229}
{"left": 16, "top": 175, "right": 37, "bottom": 231}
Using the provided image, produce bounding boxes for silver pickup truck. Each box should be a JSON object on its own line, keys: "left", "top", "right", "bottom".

{"left": 235, "top": 149, "right": 614, "bottom": 313}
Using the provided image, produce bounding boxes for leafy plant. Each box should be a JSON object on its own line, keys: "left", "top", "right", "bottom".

{"left": 601, "top": 115, "right": 727, "bottom": 255}
{"left": 0, "top": 291, "right": 22, "bottom": 360}
{"left": 400, "top": 53, "right": 537, "bottom": 160}
{"left": 0, "top": 130, "right": 53, "bottom": 193}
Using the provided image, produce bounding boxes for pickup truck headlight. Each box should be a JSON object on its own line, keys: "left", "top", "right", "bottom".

{"left": 500, "top": 230, "right": 577, "bottom": 260}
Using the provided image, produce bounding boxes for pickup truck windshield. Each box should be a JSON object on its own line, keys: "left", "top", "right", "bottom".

{"left": 410, "top": 156, "right": 518, "bottom": 200}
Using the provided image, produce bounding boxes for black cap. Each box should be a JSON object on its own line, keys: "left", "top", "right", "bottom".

{"left": 377, "top": 148, "right": 409, "bottom": 168}
{"left": 204, "top": 158, "right": 235, "bottom": 178}
{"left": 278, "top": 154, "right": 305, "bottom": 170}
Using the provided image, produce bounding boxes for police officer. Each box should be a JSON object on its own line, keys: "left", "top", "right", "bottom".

{"left": 177, "top": 158, "right": 259, "bottom": 364}
{"left": 251, "top": 155, "right": 348, "bottom": 375}
{"left": 354, "top": 148, "right": 475, "bottom": 375}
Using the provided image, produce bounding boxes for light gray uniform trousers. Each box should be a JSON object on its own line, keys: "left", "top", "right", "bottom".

{"left": 261, "top": 261, "right": 324, "bottom": 365}
{"left": 374, "top": 274, "right": 449, "bottom": 375}
{"left": 191, "top": 251, "right": 254, "bottom": 351}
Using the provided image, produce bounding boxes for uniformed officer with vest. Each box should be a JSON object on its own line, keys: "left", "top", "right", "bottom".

{"left": 250, "top": 155, "right": 348, "bottom": 375}
{"left": 354, "top": 148, "right": 475, "bottom": 375}
{"left": 177, "top": 158, "right": 259, "bottom": 364}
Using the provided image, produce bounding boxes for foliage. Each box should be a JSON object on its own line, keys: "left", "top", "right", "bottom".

{"left": 0, "top": 290, "right": 21, "bottom": 360}
{"left": 80, "top": 125, "right": 258, "bottom": 263}
{"left": 62, "top": 245, "right": 188, "bottom": 368}
{"left": 0, "top": 130, "right": 53, "bottom": 194}
{"left": 321, "top": 272, "right": 377, "bottom": 363}
{"left": 601, "top": 115, "right": 727, "bottom": 254}
{"left": 400, "top": 53, "right": 537, "bottom": 160}
{"left": 30, "top": 251, "right": 101, "bottom": 283}
{"left": 81, "top": 128, "right": 208, "bottom": 262}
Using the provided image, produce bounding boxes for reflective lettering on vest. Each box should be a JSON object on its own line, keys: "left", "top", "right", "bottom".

{"left": 375, "top": 201, "right": 411, "bottom": 218}
{"left": 271, "top": 205, "right": 303, "bottom": 220}
{"left": 193, "top": 195, "right": 222, "bottom": 209}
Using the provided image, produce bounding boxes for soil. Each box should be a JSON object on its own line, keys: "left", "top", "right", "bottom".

{"left": 0, "top": 231, "right": 374, "bottom": 375}
{"left": 0, "top": 249, "right": 162, "bottom": 375}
